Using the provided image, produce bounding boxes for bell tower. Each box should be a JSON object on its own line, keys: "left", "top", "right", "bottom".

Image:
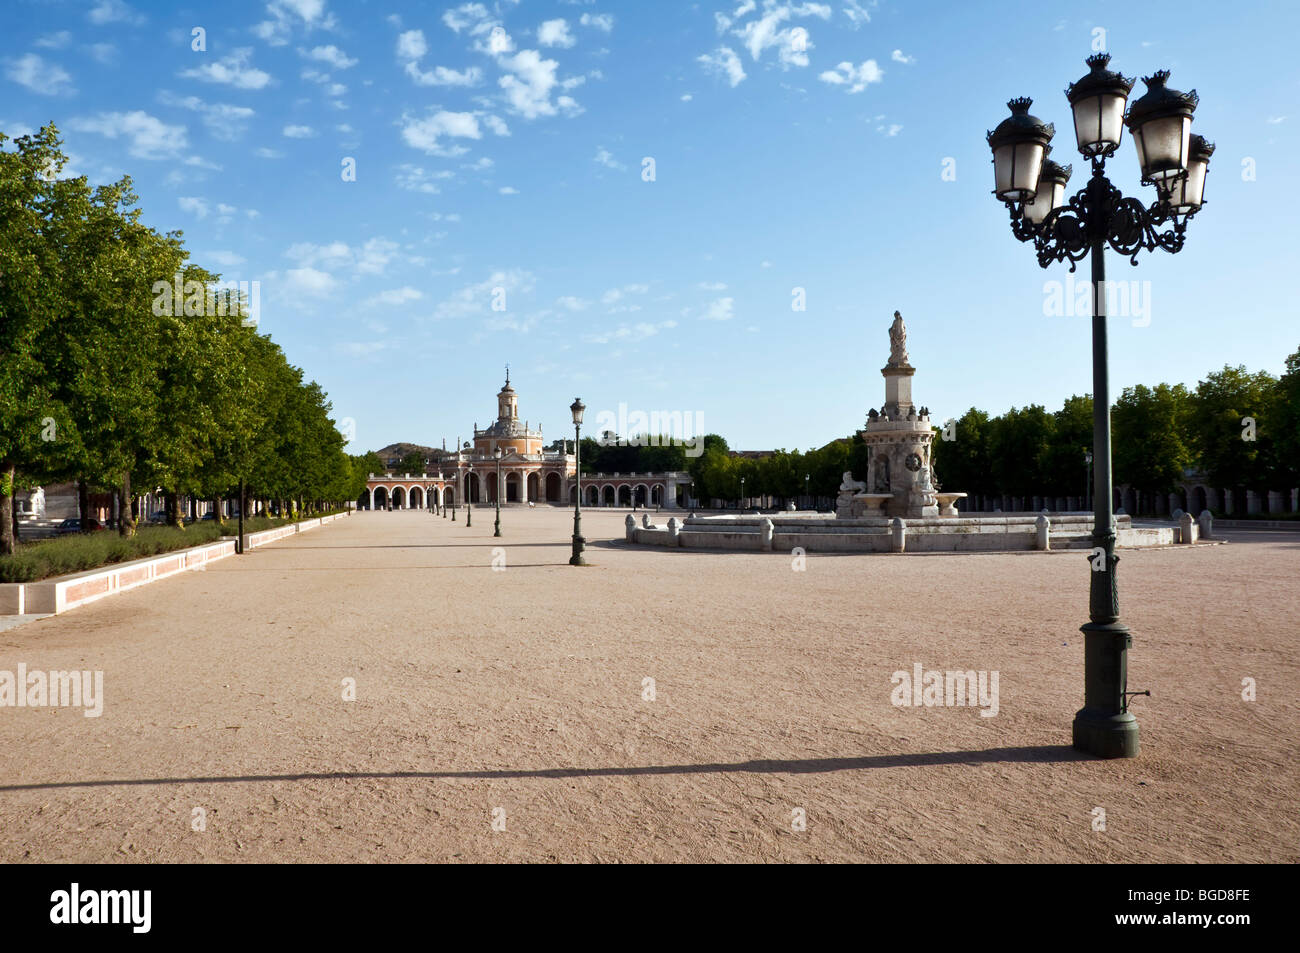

{"left": 498, "top": 365, "right": 518, "bottom": 422}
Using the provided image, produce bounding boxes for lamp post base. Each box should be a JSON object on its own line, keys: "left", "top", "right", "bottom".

{"left": 1072, "top": 708, "right": 1140, "bottom": 759}
{"left": 569, "top": 534, "right": 586, "bottom": 566}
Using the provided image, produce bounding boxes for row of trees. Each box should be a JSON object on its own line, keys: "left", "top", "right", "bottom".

{"left": 567, "top": 349, "right": 1298, "bottom": 512}
{"left": 1, "top": 124, "right": 366, "bottom": 554}
{"left": 934, "top": 354, "right": 1299, "bottom": 508}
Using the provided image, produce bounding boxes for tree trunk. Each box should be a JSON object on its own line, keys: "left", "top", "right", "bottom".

{"left": 167, "top": 491, "right": 183, "bottom": 529}
{"left": 212, "top": 495, "right": 224, "bottom": 530}
{"left": 78, "top": 478, "right": 90, "bottom": 532}
{"left": 119, "top": 471, "right": 137, "bottom": 537}
{"left": 1, "top": 463, "right": 15, "bottom": 555}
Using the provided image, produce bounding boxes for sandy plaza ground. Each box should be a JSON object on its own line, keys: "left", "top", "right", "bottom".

{"left": 0, "top": 507, "right": 1295, "bottom": 863}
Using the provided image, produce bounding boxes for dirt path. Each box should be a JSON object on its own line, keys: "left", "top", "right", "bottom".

{"left": 1, "top": 508, "right": 1295, "bottom": 862}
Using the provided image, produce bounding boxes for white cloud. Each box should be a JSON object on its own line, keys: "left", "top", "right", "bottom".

{"left": 443, "top": 3, "right": 493, "bottom": 34}
{"left": 86, "top": 43, "right": 118, "bottom": 66}
{"left": 594, "top": 147, "right": 625, "bottom": 171}
{"left": 482, "top": 114, "right": 509, "bottom": 135}
{"left": 400, "top": 110, "right": 482, "bottom": 156}
{"left": 88, "top": 0, "right": 143, "bottom": 25}
{"left": 282, "top": 124, "right": 316, "bottom": 138}
{"left": 67, "top": 111, "right": 187, "bottom": 159}
{"left": 254, "top": 0, "right": 336, "bottom": 47}
{"left": 286, "top": 238, "right": 397, "bottom": 276}
{"left": 396, "top": 30, "right": 428, "bottom": 60}
{"left": 255, "top": 146, "right": 285, "bottom": 158}
{"left": 159, "top": 92, "right": 255, "bottom": 141}
{"left": 406, "top": 63, "right": 483, "bottom": 87}
{"left": 497, "top": 49, "right": 568, "bottom": 119}
{"left": 434, "top": 269, "right": 535, "bottom": 320}
{"left": 302, "top": 44, "right": 356, "bottom": 69}
{"left": 701, "top": 297, "right": 735, "bottom": 321}
{"left": 891, "top": 49, "right": 913, "bottom": 65}
{"left": 206, "top": 250, "right": 246, "bottom": 267}
{"left": 1267, "top": 116, "right": 1285, "bottom": 124}
{"left": 556, "top": 296, "right": 590, "bottom": 311}
{"left": 601, "top": 283, "right": 649, "bottom": 306}
{"left": 680, "top": 93, "right": 693, "bottom": 101}
{"left": 877, "top": 122, "right": 902, "bottom": 137}
{"left": 585, "top": 319, "right": 677, "bottom": 346}
{"left": 698, "top": 281, "right": 728, "bottom": 291}
{"left": 498, "top": 185, "right": 518, "bottom": 194}
{"left": 538, "top": 19, "right": 575, "bottom": 48}
{"left": 284, "top": 266, "right": 338, "bottom": 297}
{"left": 367, "top": 286, "right": 423, "bottom": 306}
{"left": 180, "top": 48, "right": 272, "bottom": 90}
{"left": 35, "top": 32, "right": 72, "bottom": 50}
{"left": 579, "top": 12, "right": 614, "bottom": 32}
{"left": 697, "top": 47, "right": 745, "bottom": 87}
{"left": 395, "top": 164, "right": 454, "bottom": 193}
{"left": 819, "top": 59, "right": 883, "bottom": 93}
{"left": 178, "top": 196, "right": 209, "bottom": 218}
{"left": 842, "top": 0, "right": 872, "bottom": 28}
{"left": 5, "top": 54, "right": 74, "bottom": 95}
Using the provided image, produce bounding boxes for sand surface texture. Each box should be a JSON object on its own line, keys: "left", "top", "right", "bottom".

{"left": 1, "top": 508, "right": 1295, "bottom": 862}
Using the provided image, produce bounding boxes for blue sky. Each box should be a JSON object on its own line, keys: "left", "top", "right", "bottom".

{"left": 2, "top": 0, "right": 1296, "bottom": 453}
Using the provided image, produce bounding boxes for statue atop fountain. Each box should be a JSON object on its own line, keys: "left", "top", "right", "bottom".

{"left": 835, "top": 312, "right": 966, "bottom": 519}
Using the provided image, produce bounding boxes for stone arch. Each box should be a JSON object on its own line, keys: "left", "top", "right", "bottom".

{"left": 357, "top": 490, "right": 370, "bottom": 510}
{"left": 506, "top": 471, "right": 521, "bottom": 502}
{"left": 527, "top": 472, "right": 539, "bottom": 502}
{"left": 391, "top": 486, "right": 406, "bottom": 509}
{"left": 546, "top": 472, "right": 562, "bottom": 502}
{"left": 650, "top": 484, "right": 664, "bottom": 506}
{"left": 634, "top": 484, "right": 648, "bottom": 506}
{"left": 486, "top": 471, "right": 499, "bottom": 503}
{"left": 466, "top": 472, "right": 481, "bottom": 503}
{"left": 618, "top": 485, "right": 632, "bottom": 506}
{"left": 586, "top": 485, "right": 599, "bottom": 506}
{"left": 374, "top": 486, "right": 390, "bottom": 509}
{"left": 410, "top": 486, "right": 424, "bottom": 509}
{"left": 444, "top": 486, "right": 455, "bottom": 506}
{"left": 602, "top": 485, "right": 615, "bottom": 506}
{"left": 1190, "top": 486, "right": 1208, "bottom": 514}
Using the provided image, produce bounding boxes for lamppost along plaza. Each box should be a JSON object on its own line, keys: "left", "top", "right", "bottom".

{"left": 493, "top": 447, "right": 503, "bottom": 538}
{"left": 988, "top": 54, "right": 1211, "bottom": 758}
{"left": 569, "top": 397, "right": 586, "bottom": 566}
{"left": 466, "top": 463, "right": 473, "bottom": 528}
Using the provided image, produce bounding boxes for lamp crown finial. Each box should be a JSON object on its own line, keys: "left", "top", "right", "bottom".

{"left": 1007, "top": 96, "right": 1033, "bottom": 113}
{"left": 1085, "top": 52, "right": 1111, "bottom": 70}
{"left": 1142, "top": 69, "right": 1171, "bottom": 88}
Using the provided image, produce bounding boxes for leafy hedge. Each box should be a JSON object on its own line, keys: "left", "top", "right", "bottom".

{"left": 0, "top": 509, "right": 348, "bottom": 583}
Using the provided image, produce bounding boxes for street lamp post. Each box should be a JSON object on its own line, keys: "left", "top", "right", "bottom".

{"left": 570, "top": 398, "right": 586, "bottom": 566}
{"left": 493, "top": 447, "right": 503, "bottom": 537}
{"left": 740, "top": 476, "right": 746, "bottom": 511}
{"left": 805, "top": 473, "right": 811, "bottom": 510}
{"left": 466, "top": 463, "right": 473, "bottom": 528}
{"left": 688, "top": 479, "right": 694, "bottom": 513}
{"left": 988, "top": 55, "right": 1209, "bottom": 758}
{"left": 1085, "top": 450, "right": 1093, "bottom": 511}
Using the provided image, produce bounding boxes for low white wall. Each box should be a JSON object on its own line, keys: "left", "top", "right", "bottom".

{"left": 2, "top": 510, "right": 352, "bottom": 615}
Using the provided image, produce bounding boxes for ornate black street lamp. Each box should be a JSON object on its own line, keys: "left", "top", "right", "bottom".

{"left": 493, "top": 447, "right": 503, "bottom": 538}
{"left": 739, "top": 475, "right": 746, "bottom": 511}
{"left": 570, "top": 398, "right": 586, "bottom": 566}
{"left": 989, "top": 54, "right": 1210, "bottom": 758}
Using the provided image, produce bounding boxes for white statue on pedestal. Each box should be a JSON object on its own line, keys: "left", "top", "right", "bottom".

{"left": 887, "top": 310, "right": 909, "bottom": 367}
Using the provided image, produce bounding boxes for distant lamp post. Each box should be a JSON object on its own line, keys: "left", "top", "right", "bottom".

{"left": 466, "top": 463, "right": 473, "bottom": 528}
{"left": 688, "top": 479, "right": 695, "bottom": 513}
{"left": 570, "top": 398, "right": 586, "bottom": 566}
{"left": 1084, "top": 450, "right": 1093, "bottom": 511}
{"left": 805, "top": 473, "right": 811, "bottom": 509}
{"left": 988, "top": 54, "right": 1208, "bottom": 759}
{"left": 493, "top": 447, "right": 503, "bottom": 537}
{"left": 740, "top": 476, "right": 746, "bottom": 511}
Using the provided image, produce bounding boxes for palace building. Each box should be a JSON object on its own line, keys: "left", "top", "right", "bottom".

{"left": 362, "top": 373, "right": 690, "bottom": 511}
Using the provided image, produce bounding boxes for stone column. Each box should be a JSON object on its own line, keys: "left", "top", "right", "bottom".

{"left": 1268, "top": 490, "right": 1284, "bottom": 514}
{"left": 1179, "top": 511, "right": 1196, "bottom": 544}
{"left": 1205, "top": 487, "right": 1221, "bottom": 513}
{"left": 1247, "top": 490, "right": 1262, "bottom": 515}
{"left": 1035, "top": 514, "right": 1050, "bottom": 551}
{"left": 1222, "top": 489, "right": 1233, "bottom": 515}
{"left": 1198, "top": 510, "right": 1213, "bottom": 540}
{"left": 761, "top": 519, "right": 774, "bottom": 552}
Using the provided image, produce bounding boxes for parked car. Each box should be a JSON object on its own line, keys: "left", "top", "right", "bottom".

{"left": 55, "top": 517, "right": 105, "bottom": 534}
